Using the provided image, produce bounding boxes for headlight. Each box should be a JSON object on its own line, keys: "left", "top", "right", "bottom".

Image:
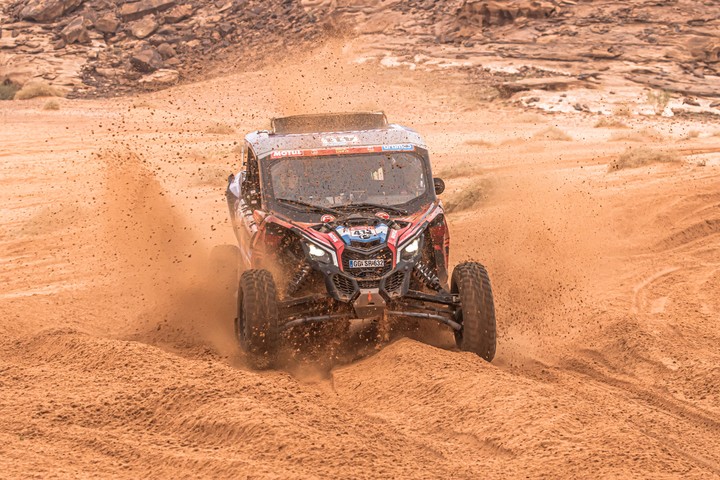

{"left": 306, "top": 242, "right": 332, "bottom": 264}
{"left": 400, "top": 236, "right": 421, "bottom": 261}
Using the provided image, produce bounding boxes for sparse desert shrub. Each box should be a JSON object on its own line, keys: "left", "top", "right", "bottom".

{"left": 206, "top": 123, "right": 236, "bottom": 135}
{"left": 594, "top": 117, "right": 629, "bottom": 129}
{"left": 647, "top": 89, "right": 671, "bottom": 115}
{"left": 609, "top": 127, "right": 663, "bottom": 142}
{"left": 532, "top": 126, "right": 572, "bottom": 141}
{"left": 464, "top": 139, "right": 494, "bottom": 147}
{"left": 613, "top": 103, "right": 633, "bottom": 117}
{"left": 0, "top": 81, "right": 20, "bottom": 100}
{"left": 13, "top": 81, "right": 65, "bottom": 100}
{"left": 608, "top": 147, "right": 680, "bottom": 171}
{"left": 131, "top": 101, "right": 155, "bottom": 109}
{"left": 500, "top": 138, "right": 525, "bottom": 146}
{"left": 516, "top": 112, "right": 544, "bottom": 124}
{"left": 43, "top": 100, "right": 60, "bottom": 111}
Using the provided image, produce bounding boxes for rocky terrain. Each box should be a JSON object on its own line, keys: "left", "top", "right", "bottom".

{"left": 340, "top": 0, "right": 720, "bottom": 116}
{"left": 2, "top": 0, "right": 719, "bottom": 107}
{"left": 1, "top": 0, "right": 322, "bottom": 95}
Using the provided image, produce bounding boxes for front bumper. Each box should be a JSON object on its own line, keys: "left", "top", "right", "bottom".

{"left": 277, "top": 281, "right": 461, "bottom": 331}
{"left": 304, "top": 253, "right": 418, "bottom": 318}
{"left": 322, "top": 257, "right": 417, "bottom": 303}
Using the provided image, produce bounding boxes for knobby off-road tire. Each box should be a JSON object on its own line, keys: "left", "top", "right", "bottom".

{"left": 452, "top": 262, "right": 496, "bottom": 362}
{"left": 237, "top": 269, "right": 280, "bottom": 368}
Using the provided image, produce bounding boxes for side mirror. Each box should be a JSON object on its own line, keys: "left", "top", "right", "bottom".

{"left": 433, "top": 177, "right": 445, "bottom": 195}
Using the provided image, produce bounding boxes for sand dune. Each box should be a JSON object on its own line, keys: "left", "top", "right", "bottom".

{"left": 1, "top": 55, "right": 720, "bottom": 478}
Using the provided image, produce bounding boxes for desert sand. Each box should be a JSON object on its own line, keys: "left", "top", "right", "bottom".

{"left": 2, "top": 41, "right": 720, "bottom": 478}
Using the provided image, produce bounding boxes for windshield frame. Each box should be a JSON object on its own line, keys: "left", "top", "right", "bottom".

{"left": 258, "top": 147, "right": 435, "bottom": 221}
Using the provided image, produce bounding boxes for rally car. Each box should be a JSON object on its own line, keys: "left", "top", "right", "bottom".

{"left": 223, "top": 112, "right": 496, "bottom": 365}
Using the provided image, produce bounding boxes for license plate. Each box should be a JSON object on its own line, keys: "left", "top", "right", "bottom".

{"left": 348, "top": 259, "right": 385, "bottom": 268}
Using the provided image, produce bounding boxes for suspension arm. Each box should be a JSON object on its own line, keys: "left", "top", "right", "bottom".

{"left": 403, "top": 290, "right": 459, "bottom": 306}
{"left": 386, "top": 311, "right": 462, "bottom": 331}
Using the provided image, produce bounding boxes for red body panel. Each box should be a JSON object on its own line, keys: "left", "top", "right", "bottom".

{"left": 249, "top": 203, "right": 447, "bottom": 272}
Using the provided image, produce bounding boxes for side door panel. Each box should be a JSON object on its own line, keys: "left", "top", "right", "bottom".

{"left": 239, "top": 146, "right": 262, "bottom": 268}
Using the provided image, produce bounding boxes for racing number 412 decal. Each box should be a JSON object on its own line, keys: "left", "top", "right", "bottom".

{"left": 350, "top": 228, "right": 375, "bottom": 240}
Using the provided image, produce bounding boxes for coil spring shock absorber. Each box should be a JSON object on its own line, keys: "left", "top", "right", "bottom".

{"left": 287, "top": 262, "right": 312, "bottom": 295}
{"left": 414, "top": 261, "right": 442, "bottom": 291}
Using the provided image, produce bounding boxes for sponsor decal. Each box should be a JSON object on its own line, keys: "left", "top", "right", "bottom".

{"left": 268, "top": 144, "right": 415, "bottom": 159}
{"left": 381, "top": 144, "right": 414, "bottom": 152}
{"left": 321, "top": 214, "right": 335, "bottom": 223}
{"left": 271, "top": 150, "right": 303, "bottom": 158}
{"left": 375, "top": 211, "right": 390, "bottom": 220}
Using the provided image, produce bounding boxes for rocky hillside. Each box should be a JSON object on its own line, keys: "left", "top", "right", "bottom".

{"left": 1, "top": 0, "right": 719, "bottom": 103}
{"left": 411, "top": 0, "right": 720, "bottom": 98}
{"left": 1, "top": 0, "right": 323, "bottom": 96}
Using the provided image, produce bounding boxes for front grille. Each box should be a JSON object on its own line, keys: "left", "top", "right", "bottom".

{"left": 332, "top": 274, "right": 355, "bottom": 297}
{"left": 385, "top": 270, "right": 405, "bottom": 293}
{"left": 342, "top": 247, "right": 393, "bottom": 279}
{"left": 349, "top": 239, "right": 381, "bottom": 250}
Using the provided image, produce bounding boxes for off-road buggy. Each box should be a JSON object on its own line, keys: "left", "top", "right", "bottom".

{"left": 222, "top": 112, "right": 495, "bottom": 365}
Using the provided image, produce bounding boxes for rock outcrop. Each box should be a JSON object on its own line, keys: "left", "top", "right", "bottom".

{"left": 119, "top": 0, "right": 176, "bottom": 22}
{"left": 129, "top": 16, "right": 157, "bottom": 39}
{"left": 94, "top": 12, "right": 119, "bottom": 33}
{"left": 130, "top": 46, "right": 163, "bottom": 72}
{"left": 1, "top": 0, "right": 323, "bottom": 95}
{"left": 456, "top": 0, "right": 556, "bottom": 28}
{"left": 60, "top": 15, "right": 89, "bottom": 44}
{"left": 18, "top": 0, "right": 83, "bottom": 22}
{"left": 1, "top": 0, "right": 719, "bottom": 102}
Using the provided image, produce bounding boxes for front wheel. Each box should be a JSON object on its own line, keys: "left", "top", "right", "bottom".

{"left": 237, "top": 269, "right": 280, "bottom": 368}
{"left": 452, "top": 262, "right": 496, "bottom": 362}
